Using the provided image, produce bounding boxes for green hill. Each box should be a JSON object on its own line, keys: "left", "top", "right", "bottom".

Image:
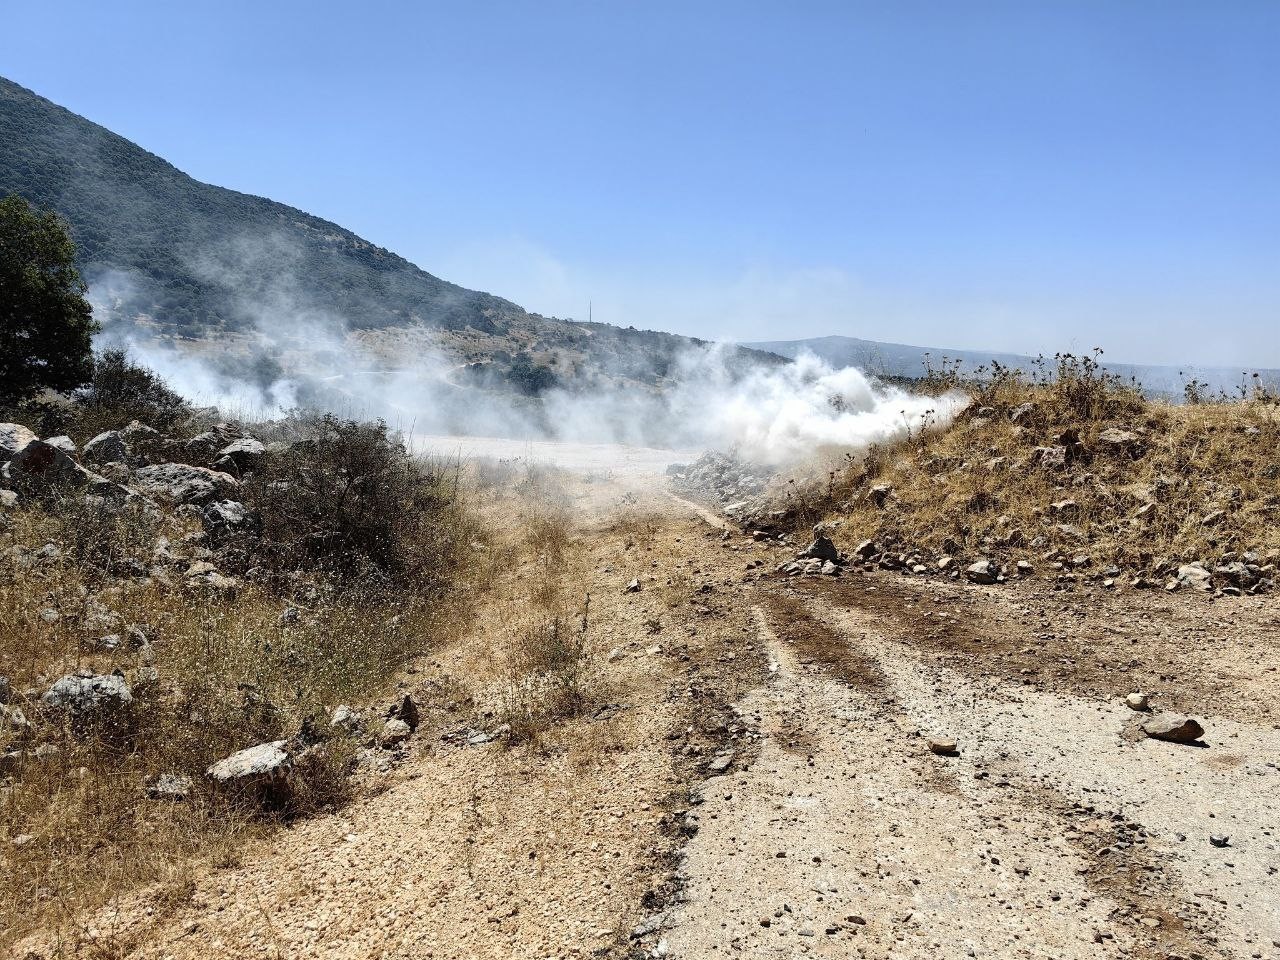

{"left": 1, "top": 74, "right": 786, "bottom": 402}
{"left": 0, "top": 75, "right": 528, "bottom": 334}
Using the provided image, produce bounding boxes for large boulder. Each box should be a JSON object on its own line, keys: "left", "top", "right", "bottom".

{"left": 184, "top": 426, "right": 243, "bottom": 466}
{"left": 797, "top": 534, "right": 839, "bottom": 564}
{"left": 965, "top": 559, "right": 999, "bottom": 584}
{"left": 0, "top": 424, "right": 37, "bottom": 460}
{"left": 1009, "top": 402, "right": 1036, "bottom": 423}
{"left": 132, "top": 463, "right": 239, "bottom": 505}
{"left": 380, "top": 718, "right": 412, "bottom": 748}
{"left": 1, "top": 703, "right": 32, "bottom": 736}
{"left": 330, "top": 705, "right": 363, "bottom": 734}
{"left": 2, "top": 440, "right": 116, "bottom": 494}
{"left": 146, "top": 772, "right": 194, "bottom": 801}
{"left": 207, "top": 741, "right": 292, "bottom": 805}
{"left": 119, "top": 421, "right": 167, "bottom": 463}
{"left": 82, "top": 430, "right": 129, "bottom": 466}
{"left": 42, "top": 673, "right": 135, "bottom": 737}
{"left": 1054, "top": 429, "right": 1088, "bottom": 462}
{"left": 213, "top": 438, "right": 266, "bottom": 474}
{"left": 1031, "top": 446, "right": 1069, "bottom": 470}
{"left": 1213, "top": 561, "right": 1260, "bottom": 590}
{"left": 1141, "top": 714, "right": 1205, "bottom": 744}
{"left": 201, "top": 499, "right": 260, "bottom": 538}
{"left": 1176, "top": 563, "right": 1213, "bottom": 592}
{"left": 184, "top": 561, "right": 241, "bottom": 596}
{"left": 1096, "top": 428, "right": 1144, "bottom": 457}
{"left": 44, "top": 435, "right": 77, "bottom": 455}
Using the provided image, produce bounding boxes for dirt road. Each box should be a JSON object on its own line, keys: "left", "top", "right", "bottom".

{"left": 20, "top": 475, "right": 1279, "bottom": 960}
{"left": 670, "top": 585, "right": 1279, "bottom": 959}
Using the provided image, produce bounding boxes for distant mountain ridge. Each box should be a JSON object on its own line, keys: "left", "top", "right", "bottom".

{"left": 747, "top": 335, "right": 1280, "bottom": 397}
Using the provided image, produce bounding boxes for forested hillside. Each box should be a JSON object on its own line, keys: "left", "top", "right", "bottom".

{"left": 0, "top": 75, "right": 525, "bottom": 334}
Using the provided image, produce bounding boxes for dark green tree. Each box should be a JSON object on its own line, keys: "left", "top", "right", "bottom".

{"left": 0, "top": 194, "right": 99, "bottom": 404}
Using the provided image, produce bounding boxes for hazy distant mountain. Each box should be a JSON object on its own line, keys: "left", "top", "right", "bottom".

{"left": 748, "top": 335, "right": 1279, "bottom": 397}
{"left": 0, "top": 74, "right": 779, "bottom": 397}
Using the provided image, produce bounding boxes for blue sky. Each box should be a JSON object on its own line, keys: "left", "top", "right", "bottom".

{"left": 3, "top": 1, "right": 1277, "bottom": 366}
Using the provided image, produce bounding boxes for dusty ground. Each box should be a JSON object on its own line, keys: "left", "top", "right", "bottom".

{"left": 12, "top": 470, "right": 1279, "bottom": 960}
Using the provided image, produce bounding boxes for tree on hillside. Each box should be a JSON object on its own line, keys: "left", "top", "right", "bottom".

{"left": 0, "top": 194, "right": 98, "bottom": 405}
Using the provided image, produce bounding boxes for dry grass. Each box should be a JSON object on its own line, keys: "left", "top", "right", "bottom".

{"left": 500, "top": 600, "right": 595, "bottom": 744}
{"left": 813, "top": 355, "right": 1280, "bottom": 572}
{"left": 0, "top": 427, "right": 483, "bottom": 947}
{"left": 450, "top": 486, "right": 611, "bottom": 747}
{"left": 606, "top": 505, "right": 666, "bottom": 549}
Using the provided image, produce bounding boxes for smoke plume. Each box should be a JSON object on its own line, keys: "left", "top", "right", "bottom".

{"left": 87, "top": 237, "right": 966, "bottom": 468}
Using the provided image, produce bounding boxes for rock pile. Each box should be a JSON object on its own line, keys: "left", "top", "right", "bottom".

{"left": 667, "top": 451, "right": 771, "bottom": 516}
{"left": 0, "top": 418, "right": 285, "bottom": 596}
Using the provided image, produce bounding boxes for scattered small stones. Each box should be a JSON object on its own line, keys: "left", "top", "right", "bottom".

{"left": 630, "top": 911, "right": 668, "bottom": 939}
{"left": 667, "top": 451, "right": 769, "bottom": 512}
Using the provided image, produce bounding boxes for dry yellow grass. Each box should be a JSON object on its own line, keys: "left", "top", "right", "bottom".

{"left": 0, "top": 461, "right": 483, "bottom": 947}
{"left": 814, "top": 358, "right": 1280, "bottom": 572}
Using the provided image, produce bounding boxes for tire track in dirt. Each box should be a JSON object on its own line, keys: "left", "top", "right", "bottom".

{"left": 664, "top": 598, "right": 1162, "bottom": 960}
{"left": 782, "top": 587, "right": 1279, "bottom": 960}
{"left": 662, "top": 491, "right": 734, "bottom": 531}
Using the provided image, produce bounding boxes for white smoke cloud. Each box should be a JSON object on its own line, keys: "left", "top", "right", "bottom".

{"left": 666, "top": 349, "right": 965, "bottom": 465}
{"left": 86, "top": 239, "right": 966, "bottom": 468}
